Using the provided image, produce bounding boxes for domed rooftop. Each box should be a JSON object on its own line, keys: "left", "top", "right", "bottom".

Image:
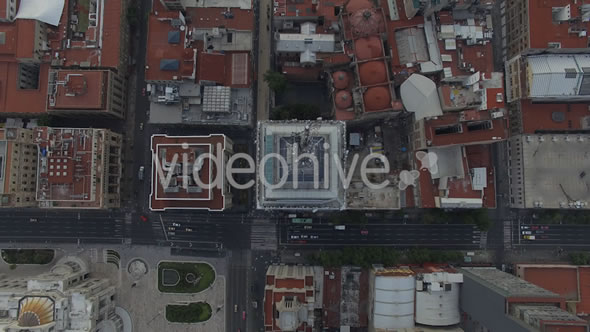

{"left": 359, "top": 61, "right": 387, "bottom": 86}
{"left": 364, "top": 86, "right": 391, "bottom": 111}
{"left": 335, "top": 90, "right": 353, "bottom": 109}
{"left": 346, "top": 0, "right": 373, "bottom": 13}
{"left": 332, "top": 71, "right": 351, "bottom": 90}
{"left": 350, "top": 8, "right": 383, "bottom": 38}
{"left": 355, "top": 36, "right": 383, "bottom": 60}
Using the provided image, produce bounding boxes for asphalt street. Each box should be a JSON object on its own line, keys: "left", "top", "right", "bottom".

{"left": 282, "top": 223, "right": 482, "bottom": 248}
{"left": 515, "top": 223, "right": 590, "bottom": 247}
{"left": 159, "top": 214, "right": 252, "bottom": 250}
{"left": 0, "top": 210, "right": 126, "bottom": 244}
{"left": 227, "top": 250, "right": 250, "bottom": 332}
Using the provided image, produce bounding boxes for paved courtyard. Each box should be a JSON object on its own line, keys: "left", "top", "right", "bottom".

{"left": 0, "top": 243, "right": 227, "bottom": 332}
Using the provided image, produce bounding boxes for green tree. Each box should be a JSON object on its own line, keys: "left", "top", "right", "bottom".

{"left": 570, "top": 252, "right": 590, "bottom": 265}
{"left": 264, "top": 70, "right": 287, "bottom": 94}
{"left": 407, "top": 248, "right": 432, "bottom": 264}
{"left": 271, "top": 104, "right": 320, "bottom": 120}
{"left": 37, "top": 114, "right": 53, "bottom": 126}
{"left": 126, "top": 5, "right": 138, "bottom": 27}
{"left": 472, "top": 209, "right": 492, "bottom": 231}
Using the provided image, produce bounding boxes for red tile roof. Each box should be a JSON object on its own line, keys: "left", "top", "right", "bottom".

{"left": 0, "top": 62, "right": 49, "bottom": 114}
{"left": 518, "top": 265, "right": 590, "bottom": 316}
{"left": 446, "top": 155, "right": 481, "bottom": 200}
{"left": 417, "top": 144, "right": 496, "bottom": 208}
{"left": 322, "top": 268, "right": 341, "bottom": 328}
{"left": 0, "top": 0, "right": 6, "bottom": 20}
{"left": 101, "top": 0, "right": 125, "bottom": 69}
{"left": 520, "top": 101, "right": 590, "bottom": 133}
{"left": 145, "top": 9, "right": 190, "bottom": 81}
{"left": 50, "top": 0, "right": 125, "bottom": 69}
{"left": 334, "top": 108, "right": 356, "bottom": 120}
{"left": 465, "top": 144, "right": 496, "bottom": 208}
{"left": 149, "top": 134, "right": 228, "bottom": 211}
{"left": 528, "top": 0, "right": 590, "bottom": 49}
{"left": 186, "top": 6, "right": 254, "bottom": 31}
{"left": 198, "top": 52, "right": 226, "bottom": 84}
{"left": 282, "top": 65, "right": 322, "bottom": 81}
{"left": 34, "top": 127, "right": 110, "bottom": 208}
{"left": 418, "top": 168, "right": 436, "bottom": 208}
{"left": 273, "top": 0, "right": 346, "bottom": 27}
{"left": 424, "top": 112, "right": 508, "bottom": 147}
{"left": 14, "top": 20, "right": 36, "bottom": 60}
{"left": 48, "top": 70, "right": 107, "bottom": 110}
{"left": 521, "top": 266, "right": 579, "bottom": 301}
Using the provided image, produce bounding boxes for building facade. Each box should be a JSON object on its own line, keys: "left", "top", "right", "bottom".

{"left": 263, "top": 265, "right": 323, "bottom": 332}
{"left": 0, "top": 128, "right": 38, "bottom": 208}
{"left": 0, "top": 256, "right": 125, "bottom": 332}
{"left": 460, "top": 267, "right": 589, "bottom": 332}
{"left": 149, "top": 134, "right": 233, "bottom": 211}
{"left": 47, "top": 69, "right": 127, "bottom": 118}
{"left": 34, "top": 127, "right": 122, "bottom": 209}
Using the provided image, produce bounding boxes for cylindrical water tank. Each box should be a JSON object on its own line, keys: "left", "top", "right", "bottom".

{"left": 373, "top": 275, "right": 416, "bottom": 329}
{"left": 415, "top": 283, "right": 461, "bottom": 326}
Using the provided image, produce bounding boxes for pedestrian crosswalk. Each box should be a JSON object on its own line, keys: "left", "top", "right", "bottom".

{"left": 250, "top": 220, "right": 277, "bottom": 251}
{"left": 479, "top": 231, "right": 487, "bottom": 249}
{"left": 503, "top": 220, "right": 512, "bottom": 250}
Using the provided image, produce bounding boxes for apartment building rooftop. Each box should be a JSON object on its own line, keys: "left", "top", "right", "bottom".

{"left": 145, "top": 0, "right": 253, "bottom": 125}
{"left": 256, "top": 121, "right": 346, "bottom": 210}
{"left": 508, "top": 133, "right": 590, "bottom": 209}
{"left": 507, "top": 0, "right": 590, "bottom": 57}
{"left": 47, "top": 70, "right": 106, "bottom": 110}
{"left": 517, "top": 264, "right": 590, "bottom": 317}
{"left": 519, "top": 101, "right": 590, "bottom": 133}
{"left": 34, "top": 127, "right": 122, "bottom": 209}
{"left": 48, "top": 0, "right": 126, "bottom": 69}
{"left": 417, "top": 144, "right": 495, "bottom": 208}
{"left": 0, "top": 0, "right": 127, "bottom": 116}
{"left": 149, "top": 134, "right": 231, "bottom": 211}
{"left": 461, "top": 267, "right": 561, "bottom": 299}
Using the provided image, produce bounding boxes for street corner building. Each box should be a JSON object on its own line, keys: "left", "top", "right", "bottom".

{"left": 0, "top": 255, "right": 131, "bottom": 331}
{"left": 263, "top": 264, "right": 324, "bottom": 332}
{"left": 508, "top": 133, "right": 590, "bottom": 209}
{"left": 256, "top": 120, "right": 346, "bottom": 211}
{"left": 149, "top": 134, "right": 233, "bottom": 211}
{"left": 0, "top": 127, "right": 122, "bottom": 209}
{"left": 144, "top": 0, "right": 254, "bottom": 125}
{"left": 460, "top": 267, "right": 589, "bottom": 332}
{"left": 368, "top": 265, "right": 464, "bottom": 332}
{"left": 0, "top": 0, "right": 129, "bottom": 117}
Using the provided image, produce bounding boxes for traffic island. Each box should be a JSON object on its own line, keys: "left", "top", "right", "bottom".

{"left": 0, "top": 249, "right": 55, "bottom": 265}
{"left": 165, "top": 302, "right": 212, "bottom": 323}
{"left": 157, "top": 261, "right": 215, "bottom": 293}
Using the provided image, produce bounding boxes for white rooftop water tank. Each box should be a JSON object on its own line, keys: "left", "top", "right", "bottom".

{"left": 373, "top": 275, "right": 416, "bottom": 329}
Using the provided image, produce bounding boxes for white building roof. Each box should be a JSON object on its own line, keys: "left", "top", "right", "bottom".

{"left": 373, "top": 275, "right": 416, "bottom": 329}
{"left": 15, "top": 0, "right": 65, "bottom": 25}
{"left": 257, "top": 121, "right": 346, "bottom": 210}
{"left": 527, "top": 54, "right": 590, "bottom": 98}
{"left": 400, "top": 74, "right": 443, "bottom": 120}
{"left": 276, "top": 34, "right": 336, "bottom": 53}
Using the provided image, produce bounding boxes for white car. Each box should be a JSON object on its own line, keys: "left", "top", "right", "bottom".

{"left": 522, "top": 231, "right": 532, "bottom": 235}
{"left": 172, "top": 222, "right": 181, "bottom": 227}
